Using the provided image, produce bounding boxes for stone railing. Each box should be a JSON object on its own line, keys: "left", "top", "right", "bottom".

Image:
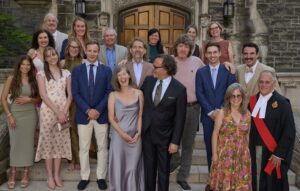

{"left": 0, "top": 106, "right": 9, "bottom": 185}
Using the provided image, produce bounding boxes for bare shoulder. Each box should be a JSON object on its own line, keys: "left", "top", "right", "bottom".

{"left": 27, "top": 48, "right": 36, "bottom": 58}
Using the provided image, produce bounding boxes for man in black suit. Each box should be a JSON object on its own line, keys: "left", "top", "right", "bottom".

{"left": 141, "top": 54, "right": 187, "bottom": 191}
{"left": 249, "top": 70, "right": 295, "bottom": 191}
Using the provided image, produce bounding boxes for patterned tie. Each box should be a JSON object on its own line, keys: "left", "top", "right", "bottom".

{"left": 154, "top": 80, "right": 163, "bottom": 106}
{"left": 246, "top": 67, "right": 253, "bottom": 73}
{"left": 89, "top": 64, "right": 95, "bottom": 103}
{"left": 211, "top": 68, "right": 217, "bottom": 88}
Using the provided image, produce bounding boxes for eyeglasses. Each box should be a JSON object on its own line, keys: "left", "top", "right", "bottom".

{"left": 153, "top": 65, "right": 163, "bottom": 69}
{"left": 210, "top": 26, "right": 219, "bottom": 31}
{"left": 70, "top": 45, "right": 79, "bottom": 49}
{"left": 230, "top": 94, "right": 242, "bottom": 99}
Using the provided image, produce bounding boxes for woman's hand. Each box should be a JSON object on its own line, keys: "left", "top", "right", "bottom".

{"left": 212, "top": 153, "right": 218, "bottom": 162}
{"left": 120, "top": 131, "right": 134, "bottom": 143}
{"left": 129, "top": 132, "right": 140, "bottom": 144}
{"left": 15, "top": 96, "right": 32, "bottom": 105}
{"left": 7, "top": 115, "right": 16, "bottom": 129}
{"left": 56, "top": 111, "right": 68, "bottom": 124}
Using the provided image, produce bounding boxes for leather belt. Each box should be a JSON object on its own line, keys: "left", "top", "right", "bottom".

{"left": 187, "top": 101, "right": 198, "bottom": 107}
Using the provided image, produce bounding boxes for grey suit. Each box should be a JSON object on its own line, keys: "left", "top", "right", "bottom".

{"left": 99, "top": 44, "right": 128, "bottom": 71}
{"left": 126, "top": 61, "right": 154, "bottom": 89}
{"left": 55, "top": 31, "right": 68, "bottom": 55}
{"left": 236, "top": 62, "right": 281, "bottom": 102}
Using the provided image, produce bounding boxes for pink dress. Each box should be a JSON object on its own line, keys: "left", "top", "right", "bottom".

{"left": 208, "top": 112, "right": 252, "bottom": 191}
{"left": 35, "top": 70, "right": 72, "bottom": 161}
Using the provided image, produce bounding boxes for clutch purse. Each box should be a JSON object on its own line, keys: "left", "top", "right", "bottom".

{"left": 57, "top": 121, "right": 71, "bottom": 131}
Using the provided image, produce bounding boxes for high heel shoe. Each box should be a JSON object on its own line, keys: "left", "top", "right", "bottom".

{"left": 7, "top": 169, "right": 16, "bottom": 189}
{"left": 20, "top": 169, "right": 30, "bottom": 188}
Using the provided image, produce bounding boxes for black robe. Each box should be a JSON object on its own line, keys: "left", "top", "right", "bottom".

{"left": 249, "top": 91, "right": 295, "bottom": 191}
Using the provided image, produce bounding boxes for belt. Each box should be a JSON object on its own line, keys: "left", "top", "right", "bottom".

{"left": 187, "top": 101, "right": 198, "bottom": 107}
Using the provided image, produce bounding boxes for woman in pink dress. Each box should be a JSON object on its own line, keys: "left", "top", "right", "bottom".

{"left": 35, "top": 47, "right": 72, "bottom": 189}
{"left": 208, "top": 83, "right": 252, "bottom": 191}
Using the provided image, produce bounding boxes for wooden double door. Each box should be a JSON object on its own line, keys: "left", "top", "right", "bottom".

{"left": 119, "top": 4, "right": 190, "bottom": 54}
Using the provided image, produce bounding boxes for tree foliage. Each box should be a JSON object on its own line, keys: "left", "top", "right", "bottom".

{"left": 0, "top": 13, "right": 31, "bottom": 58}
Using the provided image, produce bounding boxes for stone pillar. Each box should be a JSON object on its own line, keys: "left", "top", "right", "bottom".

{"left": 198, "top": 0, "right": 210, "bottom": 45}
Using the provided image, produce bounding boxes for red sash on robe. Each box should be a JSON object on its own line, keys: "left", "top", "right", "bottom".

{"left": 249, "top": 95, "right": 282, "bottom": 179}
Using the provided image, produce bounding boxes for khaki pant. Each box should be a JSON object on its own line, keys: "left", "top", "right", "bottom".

{"left": 78, "top": 121, "right": 108, "bottom": 180}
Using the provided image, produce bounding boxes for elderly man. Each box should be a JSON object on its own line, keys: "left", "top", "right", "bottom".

{"left": 99, "top": 28, "right": 128, "bottom": 72}
{"left": 170, "top": 34, "right": 205, "bottom": 191}
{"left": 249, "top": 70, "right": 295, "bottom": 191}
{"left": 236, "top": 42, "right": 281, "bottom": 102}
{"left": 43, "top": 13, "right": 68, "bottom": 54}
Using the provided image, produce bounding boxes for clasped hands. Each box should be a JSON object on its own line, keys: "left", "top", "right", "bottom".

{"left": 269, "top": 154, "right": 282, "bottom": 167}
{"left": 120, "top": 131, "right": 140, "bottom": 144}
{"left": 87, "top": 109, "right": 100, "bottom": 120}
{"left": 15, "top": 96, "right": 32, "bottom": 105}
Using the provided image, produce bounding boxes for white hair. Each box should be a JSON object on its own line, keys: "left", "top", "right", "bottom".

{"left": 44, "top": 13, "right": 58, "bottom": 23}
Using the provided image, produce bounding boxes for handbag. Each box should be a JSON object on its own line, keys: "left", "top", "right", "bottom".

{"left": 57, "top": 121, "right": 71, "bottom": 131}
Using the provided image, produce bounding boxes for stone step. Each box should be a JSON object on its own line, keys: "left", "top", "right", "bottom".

{"left": 14, "top": 161, "right": 296, "bottom": 186}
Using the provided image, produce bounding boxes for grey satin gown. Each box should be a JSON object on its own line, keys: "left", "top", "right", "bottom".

{"left": 109, "top": 95, "right": 144, "bottom": 191}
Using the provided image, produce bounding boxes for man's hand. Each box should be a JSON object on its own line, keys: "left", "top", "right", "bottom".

{"left": 269, "top": 154, "right": 282, "bottom": 167}
{"left": 168, "top": 143, "right": 178, "bottom": 154}
{"left": 224, "top": 61, "right": 236, "bottom": 74}
{"left": 87, "top": 109, "right": 100, "bottom": 120}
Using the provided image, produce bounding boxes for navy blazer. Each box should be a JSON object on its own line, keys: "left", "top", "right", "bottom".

{"left": 71, "top": 62, "right": 112, "bottom": 124}
{"left": 196, "top": 64, "right": 236, "bottom": 124}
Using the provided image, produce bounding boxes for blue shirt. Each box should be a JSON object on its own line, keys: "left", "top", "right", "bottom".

{"left": 106, "top": 46, "right": 116, "bottom": 72}
{"left": 85, "top": 59, "right": 99, "bottom": 85}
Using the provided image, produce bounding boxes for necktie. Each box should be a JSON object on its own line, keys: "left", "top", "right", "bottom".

{"left": 89, "top": 64, "right": 95, "bottom": 103}
{"left": 154, "top": 80, "right": 163, "bottom": 106}
{"left": 211, "top": 68, "right": 217, "bottom": 88}
{"left": 246, "top": 67, "right": 253, "bottom": 73}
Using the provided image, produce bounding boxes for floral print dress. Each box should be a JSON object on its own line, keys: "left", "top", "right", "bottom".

{"left": 208, "top": 111, "right": 252, "bottom": 191}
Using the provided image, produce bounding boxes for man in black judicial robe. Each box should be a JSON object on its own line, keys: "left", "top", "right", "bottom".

{"left": 249, "top": 70, "right": 295, "bottom": 191}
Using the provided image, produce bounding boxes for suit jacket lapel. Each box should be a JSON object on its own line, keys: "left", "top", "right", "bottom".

{"left": 94, "top": 64, "right": 102, "bottom": 87}
{"left": 205, "top": 66, "right": 215, "bottom": 90}
{"left": 149, "top": 77, "right": 157, "bottom": 106}
{"left": 139, "top": 62, "right": 148, "bottom": 88}
{"left": 159, "top": 77, "right": 174, "bottom": 106}
{"left": 101, "top": 46, "right": 107, "bottom": 65}
{"left": 81, "top": 63, "right": 89, "bottom": 89}
{"left": 128, "top": 62, "right": 137, "bottom": 87}
{"left": 248, "top": 63, "right": 262, "bottom": 87}
{"left": 215, "top": 65, "right": 224, "bottom": 90}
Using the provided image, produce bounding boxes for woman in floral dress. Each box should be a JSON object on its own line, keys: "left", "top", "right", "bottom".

{"left": 208, "top": 83, "right": 252, "bottom": 191}
{"left": 35, "top": 47, "right": 72, "bottom": 189}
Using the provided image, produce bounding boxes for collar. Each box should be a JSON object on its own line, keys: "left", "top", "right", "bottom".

{"left": 85, "top": 59, "right": 99, "bottom": 67}
{"left": 106, "top": 45, "right": 115, "bottom": 51}
{"left": 157, "top": 76, "right": 172, "bottom": 84}
{"left": 251, "top": 90, "right": 274, "bottom": 118}
{"left": 53, "top": 30, "right": 58, "bottom": 38}
{"left": 132, "top": 59, "right": 144, "bottom": 66}
{"left": 209, "top": 63, "right": 220, "bottom": 71}
{"left": 246, "top": 60, "right": 259, "bottom": 72}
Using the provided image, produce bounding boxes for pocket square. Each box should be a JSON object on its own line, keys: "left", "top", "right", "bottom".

{"left": 168, "top": 96, "right": 176, "bottom": 99}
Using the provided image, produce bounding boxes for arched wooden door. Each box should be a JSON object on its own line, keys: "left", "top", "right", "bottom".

{"left": 119, "top": 4, "right": 190, "bottom": 54}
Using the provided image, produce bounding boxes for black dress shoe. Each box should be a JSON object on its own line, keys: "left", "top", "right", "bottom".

{"left": 177, "top": 180, "right": 191, "bottom": 190}
{"left": 77, "top": 180, "right": 90, "bottom": 190}
{"left": 97, "top": 179, "right": 107, "bottom": 190}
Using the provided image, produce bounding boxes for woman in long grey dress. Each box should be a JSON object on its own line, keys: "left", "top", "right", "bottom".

{"left": 1, "top": 55, "right": 39, "bottom": 189}
{"left": 108, "top": 64, "right": 144, "bottom": 191}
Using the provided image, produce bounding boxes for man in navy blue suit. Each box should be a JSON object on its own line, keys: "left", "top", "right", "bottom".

{"left": 72, "top": 39, "right": 112, "bottom": 190}
{"left": 196, "top": 42, "right": 236, "bottom": 174}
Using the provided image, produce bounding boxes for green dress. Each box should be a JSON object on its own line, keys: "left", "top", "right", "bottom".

{"left": 10, "top": 84, "right": 37, "bottom": 166}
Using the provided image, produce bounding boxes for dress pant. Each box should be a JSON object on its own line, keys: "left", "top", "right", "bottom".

{"left": 78, "top": 120, "right": 108, "bottom": 180}
{"left": 143, "top": 131, "right": 171, "bottom": 191}
{"left": 171, "top": 104, "right": 200, "bottom": 181}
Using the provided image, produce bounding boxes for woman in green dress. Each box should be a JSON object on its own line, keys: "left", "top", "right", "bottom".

{"left": 1, "top": 55, "right": 39, "bottom": 189}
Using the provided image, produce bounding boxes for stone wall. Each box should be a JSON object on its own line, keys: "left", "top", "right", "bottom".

{"left": 256, "top": 0, "right": 300, "bottom": 70}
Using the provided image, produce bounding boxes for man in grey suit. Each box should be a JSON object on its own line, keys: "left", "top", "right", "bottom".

{"left": 99, "top": 28, "right": 128, "bottom": 72}
{"left": 43, "top": 13, "right": 68, "bottom": 54}
{"left": 236, "top": 42, "right": 281, "bottom": 103}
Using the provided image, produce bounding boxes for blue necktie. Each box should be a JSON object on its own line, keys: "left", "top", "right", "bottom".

{"left": 211, "top": 68, "right": 217, "bottom": 88}
{"left": 89, "top": 64, "right": 95, "bottom": 103}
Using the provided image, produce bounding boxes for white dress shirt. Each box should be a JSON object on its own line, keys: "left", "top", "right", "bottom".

{"left": 85, "top": 59, "right": 99, "bottom": 84}
{"left": 152, "top": 76, "right": 172, "bottom": 102}
{"left": 133, "top": 59, "right": 144, "bottom": 87}
{"left": 251, "top": 91, "right": 273, "bottom": 119}
{"left": 245, "top": 61, "right": 259, "bottom": 84}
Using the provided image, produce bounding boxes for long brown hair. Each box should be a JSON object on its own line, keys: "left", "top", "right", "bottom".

{"left": 64, "top": 37, "right": 83, "bottom": 70}
{"left": 43, "top": 46, "right": 62, "bottom": 81}
{"left": 9, "top": 55, "right": 39, "bottom": 101}
{"left": 70, "top": 17, "right": 91, "bottom": 46}
{"left": 223, "top": 83, "right": 247, "bottom": 115}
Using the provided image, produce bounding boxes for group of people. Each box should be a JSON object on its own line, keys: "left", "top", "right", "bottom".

{"left": 0, "top": 12, "right": 296, "bottom": 191}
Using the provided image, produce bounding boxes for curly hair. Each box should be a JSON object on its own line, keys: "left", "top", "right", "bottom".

{"left": 31, "top": 29, "right": 55, "bottom": 49}
{"left": 154, "top": 54, "right": 177, "bottom": 76}
{"left": 9, "top": 55, "right": 39, "bottom": 101}
{"left": 173, "top": 34, "right": 194, "bottom": 57}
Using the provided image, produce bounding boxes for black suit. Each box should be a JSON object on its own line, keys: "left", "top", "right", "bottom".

{"left": 141, "top": 76, "right": 187, "bottom": 191}
{"left": 250, "top": 91, "right": 295, "bottom": 191}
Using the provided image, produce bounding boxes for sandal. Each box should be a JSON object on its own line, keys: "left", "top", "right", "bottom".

{"left": 7, "top": 168, "right": 16, "bottom": 189}
{"left": 20, "top": 168, "right": 30, "bottom": 188}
